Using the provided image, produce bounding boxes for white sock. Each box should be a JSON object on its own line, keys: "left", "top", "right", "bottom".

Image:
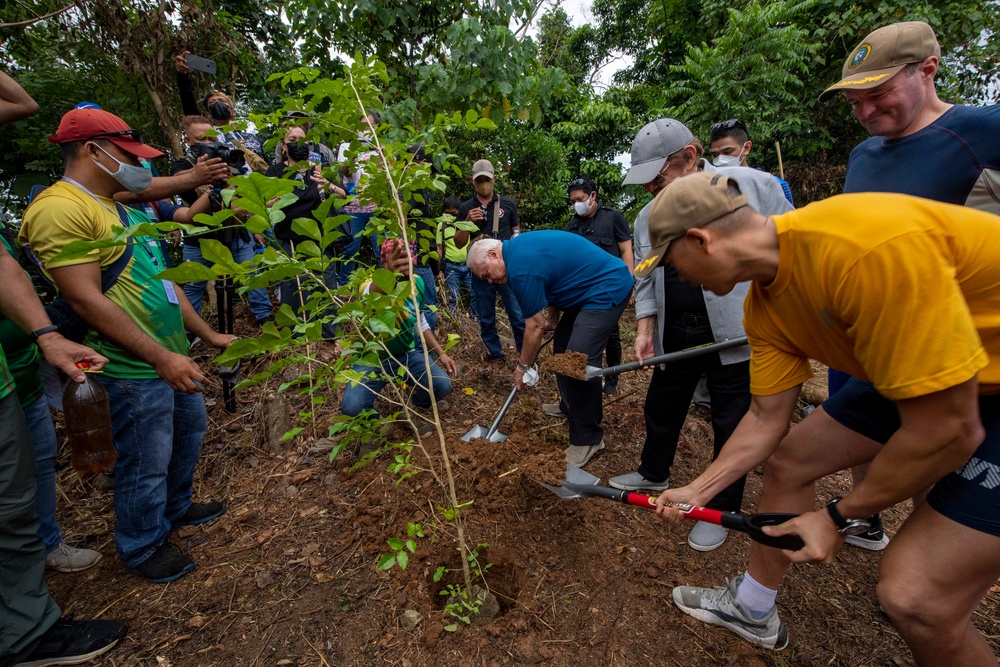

{"left": 735, "top": 572, "right": 777, "bottom": 620}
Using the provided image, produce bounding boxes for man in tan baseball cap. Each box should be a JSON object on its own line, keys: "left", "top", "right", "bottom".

{"left": 645, "top": 170, "right": 1000, "bottom": 666}
{"left": 818, "top": 21, "right": 940, "bottom": 102}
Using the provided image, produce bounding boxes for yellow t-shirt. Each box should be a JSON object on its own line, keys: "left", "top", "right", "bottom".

{"left": 746, "top": 193, "right": 999, "bottom": 399}
{"left": 20, "top": 180, "right": 188, "bottom": 378}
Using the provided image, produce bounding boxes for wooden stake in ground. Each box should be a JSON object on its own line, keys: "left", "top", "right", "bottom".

{"left": 776, "top": 140, "right": 785, "bottom": 180}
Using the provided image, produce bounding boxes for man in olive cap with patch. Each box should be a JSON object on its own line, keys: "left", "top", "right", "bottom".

{"left": 646, "top": 171, "right": 1000, "bottom": 666}
{"left": 819, "top": 20, "right": 1000, "bottom": 551}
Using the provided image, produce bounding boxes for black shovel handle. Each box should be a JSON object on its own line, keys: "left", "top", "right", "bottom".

{"left": 560, "top": 482, "right": 804, "bottom": 550}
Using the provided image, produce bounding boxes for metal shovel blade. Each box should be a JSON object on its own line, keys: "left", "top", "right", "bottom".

{"left": 460, "top": 424, "right": 509, "bottom": 443}
{"left": 541, "top": 464, "right": 601, "bottom": 498}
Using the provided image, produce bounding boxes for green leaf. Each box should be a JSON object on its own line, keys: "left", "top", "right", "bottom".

{"left": 444, "top": 624, "right": 458, "bottom": 632}
{"left": 372, "top": 268, "right": 397, "bottom": 294}
{"left": 153, "top": 262, "right": 217, "bottom": 284}
{"left": 396, "top": 550, "right": 409, "bottom": 569}
{"left": 291, "top": 217, "right": 322, "bottom": 241}
{"left": 377, "top": 553, "right": 396, "bottom": 570}
{"left": 433, "top": 566, "right": 446, "bottom": 582}
{"left": 281, "top": 427, "right": 305, "bottom": 441}
{"left": 386, "top": 537, "right": 404, "bottom": 551}
{"left": 199, "top": 239, "right": 242, "bottom": 273}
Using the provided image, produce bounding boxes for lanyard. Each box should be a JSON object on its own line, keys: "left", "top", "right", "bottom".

{"left": 60, "top": 177, "right": 164, "bottom": 271}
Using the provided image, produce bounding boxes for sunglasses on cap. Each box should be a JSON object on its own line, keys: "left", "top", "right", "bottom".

{"left": 86, "top": 129, "right": 145, "bottom": 143}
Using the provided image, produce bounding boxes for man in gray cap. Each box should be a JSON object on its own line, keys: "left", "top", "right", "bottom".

{"left": 819, "top": 20, "right": 1000, "bottom": 551}
{"left": 455, "top": 159, "right": 525, "bottom": 364}
{"left": 611, "top": 118, "right": 790, "bottom": 552}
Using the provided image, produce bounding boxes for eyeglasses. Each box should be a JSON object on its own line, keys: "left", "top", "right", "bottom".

{"left": 86, "top": 129, "right": 144, "bottom": 143}
{"left": 710, "top": 119, "right": 748, "bottom": 136}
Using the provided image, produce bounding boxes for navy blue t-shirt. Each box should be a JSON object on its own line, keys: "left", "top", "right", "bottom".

{"left": 844, "top": 104, "right": 1000, "bottom": 213}
{"left": 502, "top": 230, "right": 633, "bottom": 318}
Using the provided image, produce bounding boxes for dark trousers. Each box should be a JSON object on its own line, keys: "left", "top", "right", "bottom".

{"left": 554, "top": 299, "right": 629, "bottom": 446}
{"left": 638, "top": 320, "right": 751, "bottom": 512}
{"left": 0, "top": 393, "right": 60, "bottom": 665}
{"left": 602, "top": 324, "right": 623, "bottom": 388}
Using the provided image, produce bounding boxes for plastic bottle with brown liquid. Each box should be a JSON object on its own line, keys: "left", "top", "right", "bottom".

{"left": 63, "top": 363, "right": 116, "bottom": 473}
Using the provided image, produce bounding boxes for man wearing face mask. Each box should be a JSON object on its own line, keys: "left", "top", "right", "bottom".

{"left": 709, "top": 119, "right": 793, "bottom": 206}
{"left": 20, "top": 108, "right": 236, "bottom": 584}
{"left": 175, "top": 52, "right": 269, "bottom": 169}
{"left": 608, "top": 118, "right": 792, "bottom": 552}
{"left": 560, "top": 177, "right": 633, "bottom": 397}
{"left": 454, "top": 159, "right": 526, "bottom": 365}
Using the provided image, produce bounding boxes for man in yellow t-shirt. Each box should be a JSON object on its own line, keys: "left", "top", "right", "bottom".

{"left": 636, "top": 172, "right": 1000, "bottom": 666}
{"left": 20, "top": 108, "right": 237, "bottom": 584}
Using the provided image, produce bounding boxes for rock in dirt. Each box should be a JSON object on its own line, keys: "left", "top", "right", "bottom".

{"left": 544, "top": 351, "right": 588, "bottom": 380}
{"left": 185, "top": 614, "right": 209, "bottom": 630}
{"left": 285, "top": 485, "right": 299, "bottom": 497}
{"left": 92, "top": 472, "right": 114, "bottom": 492}
{"left": 256, "top": 571, "right": 275, "bottom": 589}
{"left": 401, "top": 609, "right": 423, "bottom": 631}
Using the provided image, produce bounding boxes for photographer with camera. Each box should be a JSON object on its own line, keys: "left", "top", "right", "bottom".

{"left": 171, "top": 115, "right": 274, "bottom": 325}
{"left": 175, "top": 52, "right": 269, "bottom": 170}
{"left": 266, "top": 125, "right": 346, "bottom": 340}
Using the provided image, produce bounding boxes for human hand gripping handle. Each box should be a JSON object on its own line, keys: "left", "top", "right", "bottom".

{"left": 154, "top": 351, "right": 206, "bottom": 394}
{"left": 761, "top": 508, "right": 842, "bottom": 564}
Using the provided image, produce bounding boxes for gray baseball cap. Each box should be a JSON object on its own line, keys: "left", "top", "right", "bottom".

{"left": 471, "top": 159, "right": 495, "bottom": 180}
{"left": 622, "top": 118, "right": 694, "bottom": 185}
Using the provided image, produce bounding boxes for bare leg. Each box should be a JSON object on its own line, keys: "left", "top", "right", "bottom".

{"left": 746, "top": 407, "right": 882, "bottom": 589}
{"left": 877, "top": 503, "right": 1000, "bottom": 666}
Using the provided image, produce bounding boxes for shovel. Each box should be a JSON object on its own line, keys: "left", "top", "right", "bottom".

{"left": 462, "top": 336, "right": 554, "bottom": 443}
{"left": 582, "top": 336, "right": 748, "bottom": 381}
{"left": 543, "top": 465, "right": 804, "bottom": 551}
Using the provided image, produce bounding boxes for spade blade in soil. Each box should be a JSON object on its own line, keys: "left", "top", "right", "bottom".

{"left": 460, "top": 424, "right": 490, "bottom": 441}
{"left": 541, "top": 465, "right": 601, "bottom": 498}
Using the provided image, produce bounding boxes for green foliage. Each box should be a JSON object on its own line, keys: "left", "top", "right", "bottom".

{"left": 377, "top": 523, "right": 425, "bottom": 571}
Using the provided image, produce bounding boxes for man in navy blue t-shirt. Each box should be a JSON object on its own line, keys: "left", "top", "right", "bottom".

{"left": 467, "top": 231, "right": 633, "bottom": 467}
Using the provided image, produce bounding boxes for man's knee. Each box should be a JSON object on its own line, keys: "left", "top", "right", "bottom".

{"left": 876, "top": 573, "right": 948, "bottom": 635}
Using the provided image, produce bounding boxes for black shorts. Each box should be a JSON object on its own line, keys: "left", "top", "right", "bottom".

{"left": 824, "top": 377, "right": 1000, "bottom": 537}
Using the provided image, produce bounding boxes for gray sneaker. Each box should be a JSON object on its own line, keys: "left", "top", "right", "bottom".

{"left": 541, "top": 403, "right": 567, "bottom": 418}
{"left": 46, "top": 543, "right": 103, "bottom": 573}
{"left": 608, "top": 472, "right": 669, "bottom": 492}
{"left": 687, "top": 521, "right": 729, "bottom": 552}
{"left": 672, "top": 575, "right": 788, "bottom": 650}
{"left": 565, "top": 441, "right": 605, "bottom": 467}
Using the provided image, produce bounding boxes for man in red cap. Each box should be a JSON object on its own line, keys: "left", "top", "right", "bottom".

{"left": 20, "top": 108, "right": 237, "bottom": 583}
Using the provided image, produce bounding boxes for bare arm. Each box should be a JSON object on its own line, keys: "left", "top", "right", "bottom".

{"left": 513, "top": 311, "right": 547, "bottom": 390}
{"left": 618, "top": 240, "right": 634, "bottom": 275}
{"left": 169, "top": 192, "right": 213, "bottom": 225}
{"left": 176, "top": 283, "right": 234, "bottom": 350}
{"left": 634, "top": 315, "right": 656, "bottom": 362}
{"left": 49, "top": 262, "right": 206, "bottom": 393}
{"left": 115, "top": 156, "right": 230, "bottom": 204}
{"left": 0, "top": 70, "right": 39, "bottom": 124}
{"left": 656, "top": 385, "right": 800, "bottom": 514}
{"left": 0, "top": 246, "right": 106, "bottom": 381}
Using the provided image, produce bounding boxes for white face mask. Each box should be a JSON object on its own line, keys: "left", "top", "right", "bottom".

{"left": 712, "top": 144, "right": 748, "bottom": 169}
{"left": 573, "top": 200, "right": 591, "bottom": 216}
{"left": 92, "top": 144, "right": 153, "bottom": 193}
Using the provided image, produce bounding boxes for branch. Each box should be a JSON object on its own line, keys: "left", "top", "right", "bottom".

{"left": 0, "top": 2, "right": 76, "bottom": 28}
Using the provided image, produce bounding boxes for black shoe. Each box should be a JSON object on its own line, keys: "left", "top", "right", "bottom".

{"left": 16, "top": 618, "right": 127, "bottom": 666}
{"left": 174, "top": 501, "right": 226, "bottom": 527}
{"left": 844, "top": 514, "right": 890, "bottom": 551}
{"left": 128, "top": 542, "right": 195, "bottom": 583}
{"left": 603, "top": 381, "right": 618, "bottom": 395}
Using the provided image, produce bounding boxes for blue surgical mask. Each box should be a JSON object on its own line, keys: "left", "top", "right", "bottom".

{"left": 92, "top": 144, "right": 153, "bottom": 194}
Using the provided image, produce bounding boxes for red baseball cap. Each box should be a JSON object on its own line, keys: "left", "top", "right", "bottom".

{"left": 48, "top": 108, "right": 163, "bottom": 159}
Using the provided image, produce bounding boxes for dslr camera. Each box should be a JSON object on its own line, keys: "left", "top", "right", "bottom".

{"left": 188, "top": 141, "right": 247, "bottom": 169}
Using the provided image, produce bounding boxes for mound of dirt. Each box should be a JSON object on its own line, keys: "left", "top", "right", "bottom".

{"left": 544, "top": 351, "right": 589, "bottom": 380}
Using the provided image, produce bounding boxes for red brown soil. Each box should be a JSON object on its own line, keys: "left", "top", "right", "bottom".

{"left": 47, "top": 308, "right": 999, "bottom": 666}
{"left": 543, "top": 351, "right": 589, "bottom": 380}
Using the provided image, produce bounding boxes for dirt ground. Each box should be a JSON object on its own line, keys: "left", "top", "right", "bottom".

{"left": 46, "top": 303, "right": 999, "bottom": 667}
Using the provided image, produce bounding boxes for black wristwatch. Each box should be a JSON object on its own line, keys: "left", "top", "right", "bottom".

{"left": 31, "top": 325, "right": 60, "bottom": 341}
{"left": 825, "top": 497, "right": 872, "bottom": 536}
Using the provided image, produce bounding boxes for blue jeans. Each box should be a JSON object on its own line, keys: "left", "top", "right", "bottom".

{"left": 341, "top": 349, "right": 452, "bottom": 418}
{"left": 338, "top": 212, "right": 381, "bottom": 284}
{"left": 444, "top": 261, "right": 476, "bottom": 315}
{"left": 183, "top": 236, "right": 273, "bottom": 321}
{"left": 470, "top": 274, "right": 525, "bottom": 359}
{"left": 278, "top": 238, "right": 340, "bottom": 340}
{"left": 413, "top": 266, "right": 438, "bottom": 335}
{"left": 97, "top": 377, "right": 207, "bottom": 569}
{"left": 24, "top": 395, "right": 60, "bottom": 552}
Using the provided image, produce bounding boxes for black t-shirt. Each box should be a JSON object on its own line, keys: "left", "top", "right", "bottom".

{"left": 565, "top": 204, "right": 630, "bottom": 258}
{"left": 456, "top": 193, "right": 519, "bottom": 240}
{"left": 661, "top": 265, "right": 708, "bottom": 319}
{"left": 169, "top": 158, "right": 199, "bottom": 207}
{"left": 265, "top": 162, "right": 326, "bottom": 242}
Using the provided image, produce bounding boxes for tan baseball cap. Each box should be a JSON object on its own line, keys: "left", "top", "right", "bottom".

{"left": 471, "top": 159, "right": 495, "bottom": 180}
{"left": 819, "top": 21, "right": 940, "bottom": 102}
{"left": 634, "top": 172, "right": 748, "bottom": 278}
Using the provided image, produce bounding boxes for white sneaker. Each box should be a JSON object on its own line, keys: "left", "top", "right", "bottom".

{"left": 688, "top": 521, "right": 729, "bottom": 552}
{"left": 672, "top": 575, "right": 788, "bottom": 650}
{"left": 46, "top": 543, "right": 103, "bottom": 573}
{"left": 564, "top": 441, "right": 605, "bottom": 467}
{"left": 844, "top": 515, "right": 890, "bottom": 551}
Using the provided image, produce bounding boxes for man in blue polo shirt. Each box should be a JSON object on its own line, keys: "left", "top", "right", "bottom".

{"left": 467, "top": 231, "right": 633, "bottom": 467}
